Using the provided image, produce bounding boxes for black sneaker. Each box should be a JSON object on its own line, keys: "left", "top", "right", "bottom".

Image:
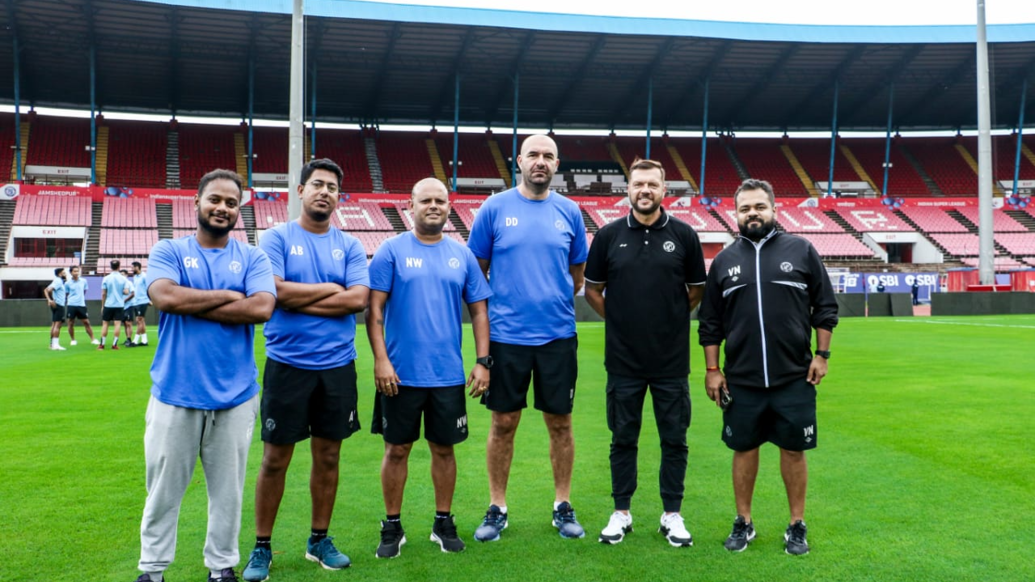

{"left": 784, "top": 520, "right": 809, "bottom": 555}
{"left": 208, "top": 568, "right": 238, "bottom": 582}
{"left": 376, "top": 520, "right": 406, "bottom": 558}
{"left": 724, "top": 516, "right": 756, "bottom": 552}
{"left": 431, "top": 515, "right": 466, "bottom": 553}
{"left": 133, "top": 575, "right": 161, "bottom": 582}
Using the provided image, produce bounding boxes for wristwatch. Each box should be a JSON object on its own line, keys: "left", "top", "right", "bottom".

{"left": 814, "top": 350, "right": 831, "bottom": 359}
{"left": 476, "top": 356, "right": 494, "bottom": 369}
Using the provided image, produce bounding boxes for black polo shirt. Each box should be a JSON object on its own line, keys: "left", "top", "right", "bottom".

{"left": 585, "top": 209, "right": 707, "bottom": 378}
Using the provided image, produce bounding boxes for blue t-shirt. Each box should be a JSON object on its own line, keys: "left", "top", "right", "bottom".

{"left": 66, "top": 278, "right": 87, "bottom": 307}
{"left": 467, "top": 188, "right": 588, "bottom": 346}
{"left": 369, "top": 232, "right": 492, "bottom": 387}
{"left": 260, "top": 221, "right": 370, "bottom": 370}
{"left": 147, "top": 235, "right": 277, "bottom": 410}
{"left": 47, "top": 277, "right": 68, "bottom": 305}
{"left": 130, "top": 273, "right": 149, "bottom": 307}
{"left": 102, "top": 273, "right": 132, "bottom": 308}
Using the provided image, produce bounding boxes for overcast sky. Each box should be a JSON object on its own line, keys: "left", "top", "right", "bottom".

{"left": 364, "top": 0, "right": 1035, "bottom": 26}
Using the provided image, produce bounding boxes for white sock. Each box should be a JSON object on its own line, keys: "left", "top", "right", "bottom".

{"left": 51, "top": 338, "right": 57, "bottom": 347}
{"left": 554, "top": 501, "right": 566, "bottom": 511}
{"left": 146, "top": 572, "right": 163, "bottom": 582}
{"left": 133, "top": 334, "right": 140, "bottom": 342}
{"left": 498, "top": 505, "right": 508, "bottom": 514}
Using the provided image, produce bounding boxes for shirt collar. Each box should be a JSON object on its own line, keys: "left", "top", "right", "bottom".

{"left": 626, "top": 207, "right": 670, "bottom": 231}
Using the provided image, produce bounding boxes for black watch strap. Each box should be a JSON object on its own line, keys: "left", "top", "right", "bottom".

{"left": 815, "top": 350, "right": 831, "bottom": 359}
{"left": 476, "top": 355, "right": 494, "bottom": 369}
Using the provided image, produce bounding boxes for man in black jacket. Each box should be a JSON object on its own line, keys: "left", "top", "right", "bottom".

{"left": 698, "top": 179, "right": 838, "bottom": 556}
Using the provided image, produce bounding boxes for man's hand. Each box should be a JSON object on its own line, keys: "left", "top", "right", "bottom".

{"left": 705, "top": 369, "right": 728, "bottom": 409}
{"left": 807, "top": 357, "right": 828, "bottom": 385}
{"left": 468, "top": 364, "right": 490, "bottom": 398}
{"left": 374, "top": 357, "right": 401, "bottom": 397}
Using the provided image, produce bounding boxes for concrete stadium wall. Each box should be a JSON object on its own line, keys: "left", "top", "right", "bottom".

{"left": 932, "top": 292, "right": 1035, "bottom": 316}
{"left": 0, "top": 300, "right": 159, "bottom": 328}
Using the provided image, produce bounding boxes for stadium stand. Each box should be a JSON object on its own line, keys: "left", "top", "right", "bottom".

{"left": 6, "top": 256, "right": 74, "bottom": 267}
{"left": 992, "top": 135, "right": 1035, "bottom": 183}
{"left": 102, "top": 198, "right": 157, "bottom": 228}
{"left": 904, "top": 137, "right": 978, "bottom": 196}
{"left": 831, "top": 207, "right": 914, "bottom": 232}
{"left": 251, "top": 126, "right": 289, "bottom": 175}
{"left": 99, "top": 228, "right": 159, "bottom": 256}
{"left": 1, "top": 113, "right": 16, "bottom": 180}
{"left": 898, "top": 207, "right": 969, "bottom": 233}
{"left": 554, "top": 135, "right": 611, "bottom": 163}
{"left": 996, "top": 233, "right": 1035, "bottom": 256}
{"left": 929, "top": 233, "right": 980, "bottom": 255}
{"left": 105, "top": 120, "right": 167, "bottom": 188}
{"left": 252, "top": 199, "right": 288, "bottom": 230}
{"left": 790, "top": 138, "right": 861, "bottom": 186}
{"left": 312, "top": 128, "right": 373, "bottom": 192}
{"left": 451, "top": 205, "right": 479, "bottom": 230}
{"left": 376, "top": 131, "right": 437, "bottom": 193}
{"left": 330, "top": 201, "right": 394, "bottom": 231}
{"left": 666, "top": 207, "right": 727, "bottom": 232}
{"left": 434, "top": 133, "right": 503, "bottom": 182}
{"left": 955, "top": 207, "right": 1029, "bottom": 231}
{"left": 671, "top": 138, "right": 744, "bottom": 197}
{"left": 844, "top": 138, "right": 930, "bottom": 196}
{"left": 178, "top": 124, "right": 237, "bottom": 190}
{"left": 25, "top": 116, "right": 91, "bottom": 169}
{"left": 584, "top": 206, "right": 629, "bottom": 228}
{"left": 776, "top": 207, "right": 845, "bottom": 233}
{"left": 735, "top": 139, "right": 808, "bottom": 196}
{"left": 13, "top": 195, "right": 92, "bottom": 226}
{"left": 798, "top": 233, "right": 875, "bottom": 258}
{"left": 352, "top": 231, "right": 398, "bottom": 257}
{"left": 612, "top": 136, "right": 680, "bottom": 181}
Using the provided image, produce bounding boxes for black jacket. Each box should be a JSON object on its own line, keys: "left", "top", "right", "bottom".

{"left": 698, "top": 231, "right": 839, "bottom": 388}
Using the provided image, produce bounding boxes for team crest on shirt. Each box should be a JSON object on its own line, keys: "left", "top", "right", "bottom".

{"left": 554, "top": 220, "right": 565, "bottom": 230}
{"left": 332, "top": 249, "right": 345, "bottom": 260}
{"left": 780, "top": 261, "right": 794, "bottom": 273}
{"left": 228, "top": 261, "right": 242, "bottom": 274}
{"left": 448, "top": 257, "right": 461, "bottom": 269}
{"left": 663, "top": 241, "right": 676, "bottom": 253}
{"left": 265, "top": 419, "right": 276, "bottom": 431}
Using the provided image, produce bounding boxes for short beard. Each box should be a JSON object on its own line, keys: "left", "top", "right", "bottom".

{"left": 631, "top": 197, "right": 661, "bottom": 218}
{"left": 305, "top": 206, "right": 332, "bottom": 224}
{"left": 738, "top": 218, "right": 775, "bottom": 241}
{"left": 198, "top": 214, "right": 235, "bottom": 238}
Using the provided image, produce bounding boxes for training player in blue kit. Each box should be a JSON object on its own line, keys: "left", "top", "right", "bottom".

{"left": 134, "top": 169, "right": 276, "bottom": 582}
{"left": 44, "top": 267, "right": 68, "bottom": 350}
{"left": 127, "top": 260, "right": 150, "bottom": 346}
{"left": 367, "top": 177, "right": 492, "bottom": 558}
{"left": 64, "top": 265, "right": 98, "bottom": 346}
{"left": 98, "top": 259, "right": 134, "bottom": 350}
{"left": 467, "top": 134, "right": 590, "bottom": 541}
{"left": 243, "top": 159, "right": 369, "bottom": 582}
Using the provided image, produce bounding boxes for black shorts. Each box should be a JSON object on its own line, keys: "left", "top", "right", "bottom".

{"left": 122, "top": 306, "right": 136, "bottom": 321}
{"left": 481, "top": 336, "right": 578, "bottom": 415}
{"left": 371, "top": 385, "right": 468, "bottom": 446}
{"left": 50, "top": 306, "right": 66, "bottom": 323}
{"left": 260, "top": 358, "right": 360, "bottom": 445}
{"left": 722, "top": 377, "right": 817, "bottom": 452}
{"left": 134, "top": 305, "right": 148, "bottom": 319}
{"left": 66, "top": 305, "right": 89, "bottom": 321}
{"left": 101, "top": 307, "right": 124, "bottom": 322}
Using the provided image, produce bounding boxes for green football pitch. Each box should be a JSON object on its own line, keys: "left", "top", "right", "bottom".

{"left": 2, "top": 316, "right": 1032, "bottom": 582}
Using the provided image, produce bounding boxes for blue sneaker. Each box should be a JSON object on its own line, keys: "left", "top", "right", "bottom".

{"left": 552, "top": 502, "right": 585, "bottom": 539}
{"left": 305, "top": 536, "right": 351, "bottom": 570}
{"left": 242, "top": 547, "right": 272, "bottom": 581}
{"left": 473, "top": 505, "right": 508, "bottom": 542}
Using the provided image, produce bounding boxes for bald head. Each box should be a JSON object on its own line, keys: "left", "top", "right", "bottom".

{"left": 411, "top": 177, "right": 449, "bottom": 199}
{"left": 520, "top": 134, "right": 559, "bottom": 158}
{"left": 517, "top": 134, "right": 560, "bottom": 197}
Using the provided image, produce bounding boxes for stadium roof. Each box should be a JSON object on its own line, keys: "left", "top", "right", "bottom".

{"left": 2, "top": 0, "right": 1035, "bottom": 131}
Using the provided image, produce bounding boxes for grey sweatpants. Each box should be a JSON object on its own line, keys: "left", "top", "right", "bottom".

{"left": 138, "top": 394, "right": 258, "bottom": 574}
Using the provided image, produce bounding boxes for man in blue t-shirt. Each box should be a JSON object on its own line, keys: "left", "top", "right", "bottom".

{"left": 243, "top": 159, "right": 369, "bottom": 582}
{"left": 466, "top": 134, "right": 590, "bottom": 542}
{"left": 44, "top": 267, "right": 68, "bottom": 350}
{"left": 98, "top": 259, "right": 134, "bottom": 350}
{"left": 64, "top": 265, "right": 98, "bottom": 346}
{"left": 367, "top": 178, "right": 492, "bottom": 559}
{"left": 134, "top": 169, "right": 276, "bottom": 582}
{"left": 126, "top": 260, "right": 151, "bottom": 347}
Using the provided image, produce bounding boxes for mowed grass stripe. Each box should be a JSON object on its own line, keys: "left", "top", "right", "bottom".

{"left": 0, "top": 316, "right": 1031, "bottom": 582}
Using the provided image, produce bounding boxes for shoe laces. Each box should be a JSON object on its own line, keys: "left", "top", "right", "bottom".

{"left": 731, "top": 517, "right": 751, "bottom": 539}
{"left": 381, "top": 521, "right": 404, "bottom": 543}
{"left": 555, "top": 503, "right": 578, "bottom": 524}
{"left": 312, "top": 536, "right": 340, "bottom": 556}
{"left": 484, "top": 507, "right": 505, "bottom": 526}
{"left": 436, "top": 516, "right": 459, "bottom": 538}
{"left": 787, "top": 521, "right": 807, "bottom": 544}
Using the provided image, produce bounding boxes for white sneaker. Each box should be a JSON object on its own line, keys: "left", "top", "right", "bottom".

{"left": 659, "top": 513, "right": 693, "bottom": 547}
{"left": 599, "top": 511, "right": 633, "bottom": 544}
{"left": 91, "top": 339, "right": 100, "bottom": 345}
{"left": 51, "top": 344, "right": 66, "bottom": 351}
{"left": 70, "top": 340, "right": 78, "bottom": 346}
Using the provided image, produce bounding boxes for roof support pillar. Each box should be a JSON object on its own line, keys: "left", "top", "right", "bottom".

{"left": 247, "top": 52, "right": 255, "bottom": 189}
{"left": 882, "top": 83, "right": 895, "bottom": 197}
{"left": 699, "top": 78, "right": 710, "bottom": 196}
{"left": 452, "top": 72, "right": 460, "bottom": 192}
{"left": 511, "top": 72, "right": 519, "bottom": 184}
{"left": 12, "top": 29, "right": 22, "bottom": 182}
{"left": 977, "top": 0, "right": 995, "bottom": 285}
{"left": 827, "top": 80, "right": 839, "bottom": 198}
{"left": 288, "top": 0, "right": 305, "bottom": 221}
{"left": 310, "top": 58, "right": 317, "bottom": 160}
{"left": 645, "top": 77, "right": 653, "bottom": 160}
{"left": 1013, "top": 78, "right": 1027, "bottom": 196}
{"left": 90, "top": 43, "right": 97, "bottom": 186}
